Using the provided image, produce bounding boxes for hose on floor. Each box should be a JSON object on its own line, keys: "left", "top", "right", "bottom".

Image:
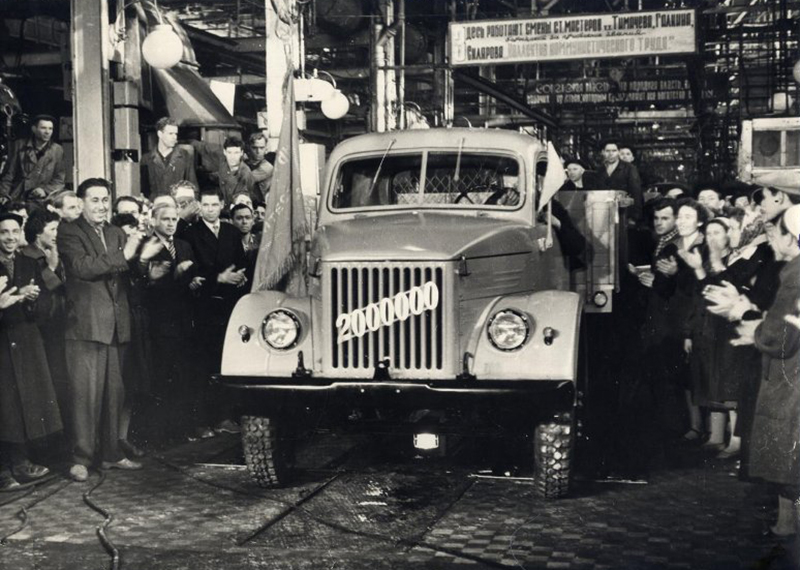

{"left": 0, "top": 478, "right": 72, "bottom": 544}
{"left": 82, "top": 469, "right": 120, "bottom": 570}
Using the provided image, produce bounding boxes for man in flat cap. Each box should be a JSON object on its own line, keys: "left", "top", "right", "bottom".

{"left": 559, "top": 157, "right": 596, "bottom": 192}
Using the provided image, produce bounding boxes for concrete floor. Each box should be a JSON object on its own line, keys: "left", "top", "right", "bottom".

{"left": 0, "top": 427, "right": 798, "bottom": 570}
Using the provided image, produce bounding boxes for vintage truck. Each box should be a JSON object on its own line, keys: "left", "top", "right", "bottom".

{"left": 216, "top": 128, "right": 626, "bottom": 498}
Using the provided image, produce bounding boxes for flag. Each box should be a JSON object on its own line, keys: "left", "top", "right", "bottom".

{"left": 253, "top": 73, "right": 309, "bottom": 296}
{"left": 537, "top": 141, "right": 566, "bottom": 213}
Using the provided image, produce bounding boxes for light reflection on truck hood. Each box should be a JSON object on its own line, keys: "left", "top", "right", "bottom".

{"left": 314, "top": 212, "right": 535, "bottom": 261}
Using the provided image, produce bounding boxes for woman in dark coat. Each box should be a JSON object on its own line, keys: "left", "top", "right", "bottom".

{"left": 0, "top": 212, "right": 62, "bottom": 487}
{"left": 702, "top": 213, "right": 783, "bottom": 462}
{"left": 680, "top": 218, "right": 731, "bottom": 448}
{"left": 733, "top": 205, "right": 800, "bottom": 537}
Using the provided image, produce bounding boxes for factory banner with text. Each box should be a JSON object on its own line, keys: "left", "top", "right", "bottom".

{"left": 449, "top": 9, "right": 696, "bottom": 67}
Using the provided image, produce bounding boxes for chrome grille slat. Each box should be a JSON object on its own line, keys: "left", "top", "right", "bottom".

{"left": 421, "top": 267, "right": 429, "bottom": 369}
{"left": 329, "top": 262, "right": 445, "bottom": 374}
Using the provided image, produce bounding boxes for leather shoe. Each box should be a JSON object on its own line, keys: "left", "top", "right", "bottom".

{"left": 12, "top": 460, "right": 50, "bottom": 482}
{"left": 101, "top": 458, "right": 142, "bottom": 471}
{"left": 119, "top": 439, "right": 145, "bottom": 458}
{"left": 0, "top": 470, "right": 21, "bottom": 491}
{"left": 69, "top": 464, "right": 89, "bottom": 482}
{"left": 716, "top": 448, "right": 740, "bottom": 460}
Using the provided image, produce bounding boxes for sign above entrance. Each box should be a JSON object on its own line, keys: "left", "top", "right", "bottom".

{"left": 449, "top": 9, "right": 697, "bottom": 67}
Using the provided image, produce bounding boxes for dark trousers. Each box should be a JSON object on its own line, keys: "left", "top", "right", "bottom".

{"left": 150, "top": 331, "right": 195, "bottom": 431}
{"left": 65, "top": 339, "right": 126, "bottom": 465}
{"left": 193, "top": 319, "right": 233, "bottom": 427}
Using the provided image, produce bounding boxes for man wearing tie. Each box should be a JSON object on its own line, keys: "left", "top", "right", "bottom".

{"left": 57, "top": 178, "right": 144, "bottom": 481}
{"left": 184, "top": 189, "right": 247, "bottom": 436}
{"left": 139, "top": 203, "right": 198, "bottom": 435}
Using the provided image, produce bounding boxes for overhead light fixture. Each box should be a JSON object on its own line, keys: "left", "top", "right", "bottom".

{"left": 296, "top": 69, "right": 350, "bottom": 120}
{"left": 321, "top": 91, "right": 350, "bottom": 120}
{"left": 112, "top": 0, "right": 183, "bottom": 70}
{"left": 141, "top": 23, "right": 183, "bottom": 69}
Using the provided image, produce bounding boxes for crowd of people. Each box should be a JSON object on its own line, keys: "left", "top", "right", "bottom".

{"left": 570, "top": 147, "right": 800, "bottom": 539}
{"left": 0, "top": 116, "right": 271, "bottom": 487}
{"left": 0, "top": 118, "right": 798, "bottom": 538}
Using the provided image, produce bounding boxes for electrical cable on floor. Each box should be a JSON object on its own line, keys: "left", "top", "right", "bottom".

{"left": 82, "top": 469, "right": 120, "bottom": 570}
{"left": 153, "top": 451, "right": 517, "bottom": 568}
{"left": 0, "top": 479, "right": 73, "bottom": 545}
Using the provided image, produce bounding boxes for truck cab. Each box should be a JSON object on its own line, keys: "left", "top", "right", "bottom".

{"left": 217, "top": 128, "right": 626, "bottom": 498}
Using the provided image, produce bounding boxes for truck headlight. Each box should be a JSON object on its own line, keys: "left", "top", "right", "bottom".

{"left": 262, "top": 309, "right": 301, "bottom": 350}
{"left": 487, "top": 309, "right": 530, "bottom": 351}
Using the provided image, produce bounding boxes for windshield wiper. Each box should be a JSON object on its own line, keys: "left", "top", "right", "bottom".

{"left": 367, "top": 138, "right": 397, "bottom": 198}
{"left": 452, "top": 137, "right": 465, "bottom": 192}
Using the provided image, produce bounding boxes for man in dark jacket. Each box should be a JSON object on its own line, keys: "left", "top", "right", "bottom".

{"left": 57, "top": 178, "right": 145, "bottom": 481}
{"left": 558, "top": 158, "right": 596, "bottom": 192}
{"left": 140, "top": 117, "right": 198, "bottom": 199}
{"left": 0, "top": 115, "right": 66, "bottom": 204}
{"left": 595, "top": 140, "right": 643, "bottom": 221}
{"left": 634, "top": 199, "right": 683, "bottom": 432}
{"left": 184, "top": 189, "right": 247, "bottom": 435}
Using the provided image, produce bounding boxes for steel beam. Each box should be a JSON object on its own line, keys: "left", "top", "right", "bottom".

{"left": 70, "top": 0, "right": 112, "bottom": 183}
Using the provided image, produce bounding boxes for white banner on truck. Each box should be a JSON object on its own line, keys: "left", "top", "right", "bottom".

{"left": 449, "top": 9, "right": 696, "bottom": 66}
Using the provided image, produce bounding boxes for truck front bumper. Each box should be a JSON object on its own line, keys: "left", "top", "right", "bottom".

{"left": 213, "top": 374, "right": 572, "bottom": 394}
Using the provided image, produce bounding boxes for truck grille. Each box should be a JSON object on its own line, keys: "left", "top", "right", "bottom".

{"left": 327, "top": 262, "right": 447, "bottom": 373}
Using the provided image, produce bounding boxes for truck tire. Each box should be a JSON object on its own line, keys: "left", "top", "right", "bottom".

{"left": 241, "top": 415, "right": 290, "bottom": 487}
{"left": 533, "top": 414, "right": 574, "bottom": 499}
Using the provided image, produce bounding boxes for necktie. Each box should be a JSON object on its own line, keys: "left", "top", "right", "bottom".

{"left": 212, "top": 223, "right": 220, "bottom": 237}
{"left": 0, "top": 255, "right": 13, "bottom": 281}
{"left": 94, "top": 224, "right": 107, "bottom": 251}
{"left": 166, "top": 238, "right": 176, "bottom": 259}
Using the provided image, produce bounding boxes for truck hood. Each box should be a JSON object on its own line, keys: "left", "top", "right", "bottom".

{"left": 314, "top": 212, "right": 535, "bottom": 261}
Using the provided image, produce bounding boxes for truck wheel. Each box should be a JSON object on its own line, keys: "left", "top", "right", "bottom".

{"left": 533, "top": 415, "right": 574, "bottom": 499}
{"left": 241, "top": 415, "right": 291, "bottom": 487}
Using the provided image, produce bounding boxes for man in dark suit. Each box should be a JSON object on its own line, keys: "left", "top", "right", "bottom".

{"left": 184, "top": 189, "right": 247, "bottom": 435}
{"left": 57, "top": 178, "right": 144, "bottom": 481}
{"left": 595, "top": 139, "right": 643, "bottom": 221}
{"left": 139, "top": 203, "right": 198, "bottom": 434}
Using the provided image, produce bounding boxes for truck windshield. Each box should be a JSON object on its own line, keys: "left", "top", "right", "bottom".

{"left": 330, "top": 151, "right": 522, "bottom": 210}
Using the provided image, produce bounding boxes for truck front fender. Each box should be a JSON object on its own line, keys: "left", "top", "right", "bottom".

{"left": 221, "top": 292, "right": 313, "bottom": 377}
{"left": 469, "top": 290, "right": 583, "bottom": 381}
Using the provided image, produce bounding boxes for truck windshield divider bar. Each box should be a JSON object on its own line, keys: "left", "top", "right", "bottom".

{"left": 366, "top": 138, "right": 397, "bottom": 200}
